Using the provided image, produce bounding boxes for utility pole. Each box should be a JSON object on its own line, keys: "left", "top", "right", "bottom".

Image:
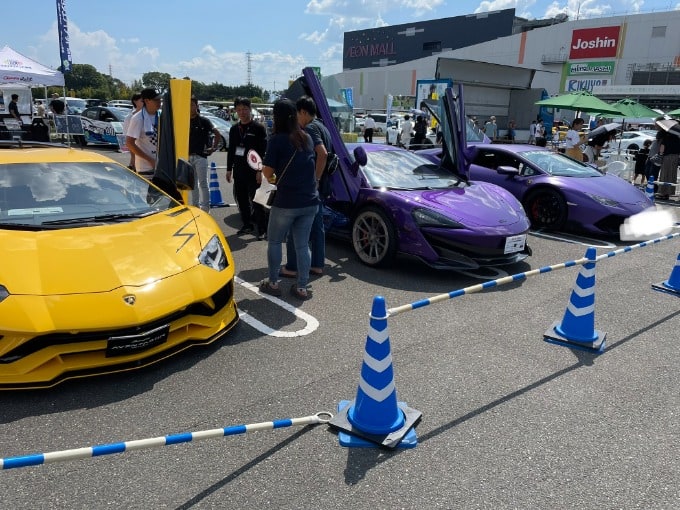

{"left": 246, "top": 51, "right": 252, "bottom": 86}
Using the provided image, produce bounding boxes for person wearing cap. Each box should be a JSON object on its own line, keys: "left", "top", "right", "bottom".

{"left": 126, "top": 87, "right": 162, "bottom": 177}
{"left": 189, "top": 96, "right": 220, "bottom": 212}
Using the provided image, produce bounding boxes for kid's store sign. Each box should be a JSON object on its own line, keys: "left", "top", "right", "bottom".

{"left": 569, "top": 26, "right": 620, "bottom": 59}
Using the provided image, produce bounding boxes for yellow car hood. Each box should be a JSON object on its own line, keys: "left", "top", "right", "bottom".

{"left": 0, "top": 208, "right": 210, "bottom": 295}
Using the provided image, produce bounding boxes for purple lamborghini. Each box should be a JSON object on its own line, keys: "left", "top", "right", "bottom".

{"left": 420, "top": 143, "right": 653, "bottom": 235}
{"left": 286, "top": 69, "right": 531, "bottom": 269}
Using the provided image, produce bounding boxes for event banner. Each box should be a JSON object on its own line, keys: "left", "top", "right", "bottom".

{"left": 56, "top": 0, "right": 72, "bottom": 73}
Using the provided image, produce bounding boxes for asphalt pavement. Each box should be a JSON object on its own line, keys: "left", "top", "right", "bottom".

{"left": 0, "top": 144, "right": 679, "bottom": 509}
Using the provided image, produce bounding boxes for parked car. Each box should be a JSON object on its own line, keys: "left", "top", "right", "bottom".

{"left": 0, "top": 139, "right": 238, "bottom": 389}
{"left": 107, "top": 99, "right": 133, "bottom": 109}
{"left": 57, "top": 97, "right": 88, "bottom": 115}
{"left": 203, "top": 114, "right": 231, "bottom": 151}
{"left": 287, "top": 68, "right": 532, "bottom": 269}
{"left": 79, "top": 106, "right": 130, "bottom": 146}
{"left": 419, "top": 143, "right": 653, "bottom": 235}
{"left": 612, "top": 130, "right": 657, "bottom": 152}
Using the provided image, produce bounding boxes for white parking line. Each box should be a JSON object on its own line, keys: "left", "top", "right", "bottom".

{"left": 235, "top": 276, "right": 319, "bottom": 337}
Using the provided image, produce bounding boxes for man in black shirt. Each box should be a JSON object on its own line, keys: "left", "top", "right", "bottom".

{"left": 8, "top": 94, "right": 20, "bottom": 120}
{"left": 226, "top": 97, "right": 268, "bottom": 235}
{"left": 189, "top": 97, "right": 220, "bottom": 212}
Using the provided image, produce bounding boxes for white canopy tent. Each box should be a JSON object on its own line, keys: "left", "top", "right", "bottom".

{"left": 0, "top": 45, "right": 64, "bottom": 87}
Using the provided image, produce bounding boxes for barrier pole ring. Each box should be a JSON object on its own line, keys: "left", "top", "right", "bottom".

{"left": 314, "top": 411, "right": 334, "bottom": 424}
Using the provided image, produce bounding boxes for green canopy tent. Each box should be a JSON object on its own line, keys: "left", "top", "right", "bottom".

{"left": 609, "top": 98, "right": 662, "bottom": 151}
{"left": 535, "top": 90, "right": 623, "bottom": 117}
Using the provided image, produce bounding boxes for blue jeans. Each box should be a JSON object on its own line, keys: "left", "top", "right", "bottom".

{"left": 267, "top": 204, "right": 318, "bottom": 288}
{"left": 285, "top": 202, "right": 325, "bottom": 271}
{"left": 189, "top": 154, "right": 209, "bottom": 212}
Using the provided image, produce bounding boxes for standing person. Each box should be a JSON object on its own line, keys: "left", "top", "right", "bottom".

{"left": 280, "top": 95, "right": 329, "bottom": 279}
{"left": 258, "top": 98, "right": 319, "bottom": 300}
{"left": 484, "top": 116, "right": 498, "bottom": 141}
{"left": 189, "top": 96, "right": 221, "bottom": 212}
{"left": 507, "top": 119, "right": 516, "bottom": 142}
{"left": 125, "top": 88, "right": 162, "bottom": 178}
{"left": 528, "top": 120, "right": 537, "bottom": 144}
{"left": 656, "top": 130, "right": 680, "bottom": 200}
{"left": 35, "top": 100, "right": 45, "bottom": 118}
{"left": 413, "top": 115, "right": 427, "bottom": 146}
{"left": 363, "top": 114, "right": 375, "bottom": 143}
{"left": 565, "top": 117, "right": 585, "bottom": 161}
{"left": 633, "top": 139, "right": 651, "bottom": 185}
{"left": 8, "top": 94, "right": 20, "bottom": 120}
{"left": 645, "top": 130, "right": 664, "bottom": 185}
{"left": 400, "top": 114, "right": 414, "bottom": 147}
{"left": 226, "top": 97, "right": 268, "bottom": 236}
{"left": 535, "top": 119, "right": 547, "bottom": 146}
{"left": 122, "top": 92, "right": 143, "bottom": 170}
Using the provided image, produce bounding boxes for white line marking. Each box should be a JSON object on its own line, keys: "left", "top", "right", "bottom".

{"left": 235, "top": 276, "right": 319, "bottom": 337}
{"left": 530, "top": 231, "right": 618, "bottom": 248}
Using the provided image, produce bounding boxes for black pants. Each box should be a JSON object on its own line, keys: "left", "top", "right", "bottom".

{"left": 364, "top": 128, "right": 374, "bottom": 143}
{"left": 234, "top": 175, "right": 267, "bottom": 233}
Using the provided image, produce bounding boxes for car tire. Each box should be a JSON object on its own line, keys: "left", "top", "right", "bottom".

{"left": 523, "top": 188, "right": 567, "bottom": 230}
{"left": 351, "top": 206, "right": 398, "bottom": 267}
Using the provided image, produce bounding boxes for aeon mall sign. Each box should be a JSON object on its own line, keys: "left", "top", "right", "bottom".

{"left": 569, "top": 26, "right": 620, "bottom": 59}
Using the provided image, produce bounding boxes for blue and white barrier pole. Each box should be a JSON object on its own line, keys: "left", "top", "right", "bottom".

{"left": 387, "top": 232, "right": 680, "bottom": 318}
{"left": 1, "top": 412, "right": 332, "bottom": 470}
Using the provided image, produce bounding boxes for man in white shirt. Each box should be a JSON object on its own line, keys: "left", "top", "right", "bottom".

{"left": 363, "top": 115, "right": 376, "bottom": 143}
{"left": 125, "top": 88, "right": 162, "bottom": 177}
{"left": 400, "top": 114, "right": 414, "bottom": 147}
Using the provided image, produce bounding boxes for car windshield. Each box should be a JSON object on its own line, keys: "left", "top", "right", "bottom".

{"left": 362, "top": 149, "right": 462, "bottom": 189}
{"left": 520, "top": 150, "right": 602, "bottom": 177}
{"left": 0, "top": 161, "right": 180, "bottom": 229}
{"left": 65, "top": 98, "right": 87, "bottom": 114}
{"left": 106, "top": 107, "right": 131, "bottom": 121}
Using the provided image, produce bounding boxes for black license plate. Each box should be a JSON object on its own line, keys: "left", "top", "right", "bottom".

{"left": 106, "top": 324, "right": 170, "bottom": 357}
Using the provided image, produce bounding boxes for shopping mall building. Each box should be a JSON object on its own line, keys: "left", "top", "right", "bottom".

{"left": 322, "top": 7, "right": 680, "bottom": 128}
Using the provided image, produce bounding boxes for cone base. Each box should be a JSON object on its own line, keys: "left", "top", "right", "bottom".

{"left": 330, "top": 400, "right": 421, "bottom": 449}
{"left": 652, "top": 281, "right": 680, "bottom": 297}
{"left": 544, "top": 321, "right": 606, "bottom": 354}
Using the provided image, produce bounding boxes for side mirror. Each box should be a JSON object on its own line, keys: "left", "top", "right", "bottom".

{"left": 497, "top": 165, "right": 519, "bottom": 176}
{"left": 175, "top": 158, "right": 196, "bottom": 190}
{"left": 351, "top": 146, "right": 368, "bottom": 177}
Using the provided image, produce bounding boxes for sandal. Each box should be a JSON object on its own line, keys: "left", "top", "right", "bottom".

{"left": 310, "top": 267, "right": 323, "bottom": 276}
{"left": 289, "top": 284, "right": 309, "bottom": 300}
{"left": 279, "top": 267, "right": 298, "bottom": 278}
{"left": 258, "top": 279, "right": 282, "bottom": 297}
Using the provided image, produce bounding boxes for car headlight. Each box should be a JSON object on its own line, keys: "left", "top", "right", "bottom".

{"left": 412, "top": 208, "right": 464, "bottom": 228}
{"left": 585, "top": 193, "right": 620, "bottom": 207}
{"left": 0, "top": 285, "right": 8, "bottom": 304}
{"left": 199, "top": 235, "right": 228, "bottom": 271}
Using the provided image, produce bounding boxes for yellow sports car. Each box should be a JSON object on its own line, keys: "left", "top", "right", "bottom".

{"left": 0, "top": 142, "right": 238, "bottom": 389}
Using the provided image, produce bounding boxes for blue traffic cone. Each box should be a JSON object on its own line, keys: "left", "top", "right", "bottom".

{"left": 544, "top": 247, "right": 606, "bottom": 353}
{"left": 652, "top": 252, "right": 680, "bottom": 297}
{"left": 645, "top": 175, "right": 655, "bottom": 204}
{"left": 329, "top": 296, "right": 421, "bottom": 449}
{"left": 209, "top": 162, "right": 228, "bottom": 208}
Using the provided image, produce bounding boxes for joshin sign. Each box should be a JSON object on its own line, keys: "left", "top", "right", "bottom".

{"left": 569, "top": 26, "right": 620, "bottom": 59}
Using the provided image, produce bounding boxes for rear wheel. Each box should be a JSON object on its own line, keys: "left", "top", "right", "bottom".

{"left": 524, "top": 188, "right": 567, "bottom": 230}
{"left": 351, "top": 206, "right": 397, "bottom": 267}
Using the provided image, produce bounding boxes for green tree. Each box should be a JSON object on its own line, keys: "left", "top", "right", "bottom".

{"left": 142, "top": 72, "right": 172, "bottom": 92}
{"left": 64, "top": 64, "right": 105, "bottom": 92}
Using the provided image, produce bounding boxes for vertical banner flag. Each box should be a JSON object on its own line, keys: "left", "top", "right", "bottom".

{"left": 386, "top": 94, "right": 394, "bottom": 120}
{"left": 341, "top": 88, "right": 354, "bottom": 109}
{"left": 56, "top": 0, "right": 72, "bottom": 73}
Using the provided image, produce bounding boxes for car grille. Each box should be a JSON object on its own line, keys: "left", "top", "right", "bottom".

{"left": 423, "top": 232, "right": 529, "bottom": 268}
{"left": 593, "top": 214, "right": 628, "bottom": 235}
{"left": 0, "top": 280, "right": 234, "bottom": 364}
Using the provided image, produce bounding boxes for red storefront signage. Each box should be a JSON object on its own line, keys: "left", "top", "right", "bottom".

{"left": 569, "top": 26, "right": 620, "bottom": 59}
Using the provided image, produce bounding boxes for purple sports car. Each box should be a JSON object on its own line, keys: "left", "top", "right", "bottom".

{"left": 420, "top": 143, "right": 653, "bottom": 235}
{"left": 285, "top": 69, "right": 531, "bottom": 269}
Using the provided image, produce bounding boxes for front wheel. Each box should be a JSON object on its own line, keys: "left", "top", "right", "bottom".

{"left": 524, "top": 188, "right": 567, "bottom": 230}
{"left": 351, "top": 206, "right": 398, "bottom": 267}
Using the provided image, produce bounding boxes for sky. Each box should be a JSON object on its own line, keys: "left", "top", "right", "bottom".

{"left": 4, "top": 0, "right": 679, "bottom": 92}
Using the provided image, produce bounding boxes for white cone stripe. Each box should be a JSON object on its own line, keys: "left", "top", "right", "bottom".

{"left": 367, "top": 326, "right": 389, "bottom": 344}
{"left": 579, "top": 266, "right": 596, "bottom": 277}
{"left": 567, "top": 302, "right": 595, "bottom": 316}
{"left": 572, "top": 285, "right": 595, "bottom": 298}
{"left": 359, "top": 378, "right": 395, "bottom": 402}
{"left": 363, "top": 352, "right": 393, "bottom": 373}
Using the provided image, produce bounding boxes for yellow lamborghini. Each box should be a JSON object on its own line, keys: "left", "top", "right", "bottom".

{"left": 0, "top": 143, "right": 238, "bottom": 389}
